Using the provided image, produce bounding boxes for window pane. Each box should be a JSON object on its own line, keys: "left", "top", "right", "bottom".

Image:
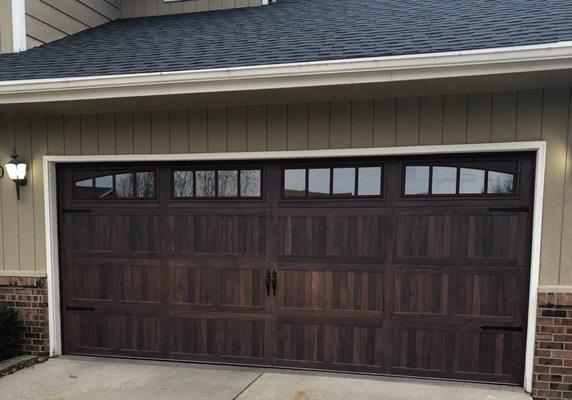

{"left": 240, "top": 170, "right": 261, "bottom": 197}
{"left": 488, "top": 171, "right": 514, "bottom": 194}
{"left": 459, "top": 168, "right": 485, "bottom": 194}
{"left": 218, "top": 170, "right": 238, "bottom": 197}
{"left": 195, "top": 171, "right": 216, "bottom": 197}
{"left": 308, "top": 168, "right": 330, "bottom": 197}
{"left": 432, "top": 167, "right": 457, "bottom": 195}
{"left": 115, "top": 173, "right": 135, "bottom": 198}
{"left": 358, "top": 167, "right": 381, "bottom": 196}
{"left": 74, "top": 178, "right": 93, "bottom": 199}
{"left": 174, "top": 171, "right": 193, "bottom": 198}
{"left": 284, "top": 169, "right": 306, "bottom": 197}
{"left": 136, "top": 172, "right": 155, "bottom": 198}
{"left": 333, "top": 168, "right": 355, "bottom": 196}
{"left": 95, "top": 175, "right": 114, "bottom": 199}
{"left": 404, "top": 166, "right": 429, "bottom": 195}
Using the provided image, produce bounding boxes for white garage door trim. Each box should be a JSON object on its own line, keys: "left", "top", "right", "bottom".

{"left": 43, "top": 141, "right": 547, "bottom": 393}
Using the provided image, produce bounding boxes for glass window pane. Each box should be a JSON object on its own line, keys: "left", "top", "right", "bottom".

{"left": 284, "top": 169, "right": 306, "bottom": 197}
{"left": 195, "top": 171, "right": 216, "bottom": 197}
{"left": 115, "top": 173, "right": 135, "bottom": 198}
{"left": 240, "top": 169, "right": 261, "bottom": 197}
{"left": 308, "top": 168, "right": 330, "bottom": 197}
{"left": 404, "top": 166, "right": 429, "bottom": 195}
{"left": 95, "top": 175, "right": 115, "bottom": 199}
{"left": 218, "top": 170, "right": 238, "bottom": 197}
{"left": 488, "top": 171, "right": 514, "bottom": 194}
{"left": 459, "top": 168, "right": 485, "bottom": 194}
{"left": 333, "top": 168, "right": 356, "bottom": 196}
{"left": 432, "top": 166, "right": 457, "bottom": 195}
{"left": 136, "top": 172, "right": 155, "bottom": 198}
{"left": 174, "top": 171, "right": 193, "bottom": 198}
{"left": 74, "top": 178, "right": 93, "bottom": 199}
{"left": 358, "top": 167, "right": 382, "bottom": 196}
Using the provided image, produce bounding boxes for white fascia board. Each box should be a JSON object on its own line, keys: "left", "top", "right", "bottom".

{"left": 1, "top": 41, "right": 572, "bottom": 104}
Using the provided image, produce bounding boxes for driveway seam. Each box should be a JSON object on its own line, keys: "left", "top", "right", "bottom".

{"left": 233, "top": 372, "right": 264, "bottom": 399}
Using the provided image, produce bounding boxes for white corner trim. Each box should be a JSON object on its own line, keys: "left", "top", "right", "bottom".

{"left": 11, "top": 0, "right": 26, "bottom": 52}
{"left": 44, "top": 141, "right": 546, "bottom": 393}
{"left": 2, "top": 41, "right": 572, "bottom": 104}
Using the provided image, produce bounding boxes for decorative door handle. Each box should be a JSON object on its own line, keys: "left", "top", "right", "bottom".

{"left": 271, "top": 270, "right": 278, "bottom": 296}
{"left": 266, "top": 270, "right": 272, "bottom": 296}
{"left": 480, "top": 325, "right": 523, "bottom": 332}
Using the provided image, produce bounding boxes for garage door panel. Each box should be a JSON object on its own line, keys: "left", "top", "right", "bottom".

{"left": 168, "top": 267, "right": 214, "bottom": 306}
{"left": 394, "top": 271, "right": 448, "bottom": 315}
{"left": 169, "top": 317, "right": 217, "bottom": 358}
{"left": 277, "top": 214, "right": 394, "bottom": 260}
{"left": 119, "top": 316, "right": 163, "bottom": 355}
{"left": 276, "top": 269, "right": 385, "bottom": 313}
{"left": 276, "top": 322, "right": 384, "bottom": 371}
{"left": 391, "top": 328, "right": 449, "bottom": 375}
{"left": 70, "top": 214, "right": 161, "bottom": 255}
{"left": 168, "top": 214, "right": 267, "bottom": 255}
{"left": 64, "top": 312, "right": 119, "bottom": 354}
{"left": 395, "top": 213, "right": 529, "bottom": 266}
{"left": 452, "top": 331, "right": 521, "bottom": 383}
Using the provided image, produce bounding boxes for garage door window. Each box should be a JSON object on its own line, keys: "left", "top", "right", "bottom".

{"left": 404, "top": 164, "right": 514, "bottom": 197}
{"left": 73, "top": 170, "right": 156, "bottom": 199}
{"left": 173, "top": 169, "right": 262, "bottom": 199}
{"left": 283, "top": 165, "right": 383, "bottom": 198}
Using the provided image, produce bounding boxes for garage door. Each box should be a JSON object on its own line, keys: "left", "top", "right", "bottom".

{"left": 58, "top": 152, "right": 534, "bottom": 384}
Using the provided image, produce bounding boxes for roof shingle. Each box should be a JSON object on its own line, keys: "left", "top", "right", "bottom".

{"left": 1, "top": 0, "right": 572, "bottom": 81}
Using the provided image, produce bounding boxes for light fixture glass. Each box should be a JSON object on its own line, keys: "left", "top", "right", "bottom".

{"left": 4, "top": 152, "right": 27, "bottom": 200}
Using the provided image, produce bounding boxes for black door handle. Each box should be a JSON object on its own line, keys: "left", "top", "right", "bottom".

{"left": 271, "top": 270, "right": 278, "bottom": 296}
{"left": 66, "top": 306, "right": 95, "bottom": 312}
{"left": 63, "top": 208, "right": 93, "bottom": 214}
{"left": 265, "top": 270, "right": 272, "bottom": 296}
{"left": 480, "top": 325, "right": 523, "bottom": 332}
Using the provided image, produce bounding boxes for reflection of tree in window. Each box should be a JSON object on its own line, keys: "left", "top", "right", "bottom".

{"left": 488, "top": 171, "right": 514, "bottom": 194}
{"left": 136, "top": 172, "right": 155, "bottom": 198}
{"left": 196, "top": 171, "right": 216, "bottom": 197}
{"left": 174, "top": 171, "right": 193, "bottom": 197}
{"left": 116, "top": 173, "right": 135, "bottom": 198}
{"left": 241, "top": 170, "right": 261, "bottom": 197}
{"left": 218, "top": 170, "right": 238, "bottom": 197}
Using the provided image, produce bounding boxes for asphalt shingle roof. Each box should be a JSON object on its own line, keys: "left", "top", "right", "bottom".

{"left": 1, "top": 0, "right": 572, "bottom": 81}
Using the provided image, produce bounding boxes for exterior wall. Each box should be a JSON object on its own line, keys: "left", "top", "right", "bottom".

{"left": 25, "top": 0, "right": 120, "bottom": 49}
{"left": 0, "top": 0, "right": 14, "bottom": 53}
{"left": 121, "top": 0, "right": 264, "bottom": 18}
{"left": 0, "top": 276, "right": 48, "bottom": 357}
{"left": 534, "top": 292, "right": 572, "bottom": 399}
{"left": 1, "top": 88, "right": 571, "bottom": 287}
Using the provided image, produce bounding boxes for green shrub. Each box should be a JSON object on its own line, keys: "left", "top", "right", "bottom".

{"left": 0, "top": 306, "right": 20, "bottom": 361}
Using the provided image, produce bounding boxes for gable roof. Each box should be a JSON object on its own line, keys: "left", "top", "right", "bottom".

{"left": 1, "top": 0, "right": 572, "bottom": 82}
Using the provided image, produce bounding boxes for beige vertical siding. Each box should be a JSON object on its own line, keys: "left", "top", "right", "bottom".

{"left": 0, "top": 0, "right": 14, "bottom": 54}
{"left": 1, "top": 88, "right": 571, "bottom": 286}
{"left": 120, "top": 0, "right": 264, "bottom": 18}
{"left": 25, "top": 0, "right": 120, "bottom": 48}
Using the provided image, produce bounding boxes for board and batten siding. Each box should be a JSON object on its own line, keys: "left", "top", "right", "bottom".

{"left": 25, "top": 0, "right": 120, "bottom": 49}
{"left": 120, "top": 0, "right": 264, "bottom": 18}
{"left": 0, "top": 88, "right": 570, "bottom": 286}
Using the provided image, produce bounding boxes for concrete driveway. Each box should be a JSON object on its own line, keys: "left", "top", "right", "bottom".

{"left": 0, "top": 356, "right": 531, "bottom": 400}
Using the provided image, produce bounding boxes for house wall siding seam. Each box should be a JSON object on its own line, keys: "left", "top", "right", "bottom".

{"left": 0, "top": 89, "right": 571, "bottom": 286}
{"left": 534, "top": 292, "right": 572, "bottom": 400}
{"left": 120, "top": 0, "right": 264, "bottom": 18}
{"left": 0, "top": 275, "right": 49, "bottom": 357}
{"left": 24, "top": 0, "right": 120, "bottom": 49}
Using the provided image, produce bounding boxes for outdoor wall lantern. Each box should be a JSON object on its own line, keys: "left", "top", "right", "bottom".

{"left": 4, "top": 152, "right": 27, "bottom": 201}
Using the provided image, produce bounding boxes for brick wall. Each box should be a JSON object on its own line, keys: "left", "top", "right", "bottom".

{"left": 0, "top": 276, "right": 49, "bottom": 357}
{"left": 534, "top": 292, "right": 572, "bottom": 399}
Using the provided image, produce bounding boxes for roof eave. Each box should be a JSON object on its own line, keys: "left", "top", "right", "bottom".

{"left": 1, "top": 41, "right": 572, "bottom": 105}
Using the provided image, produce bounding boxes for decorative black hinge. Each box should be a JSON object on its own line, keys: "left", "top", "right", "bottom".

{"left": 487, "top": 207, "right": 529, "bottom": 213}
{"left": 62, "top": 208, "right": 93, "bottom": 214}
{"left": 65, "top": 306, "right": 96, "bottom": 312}
{"left": 480, "top": 325, "right": 524, "bottom": 332}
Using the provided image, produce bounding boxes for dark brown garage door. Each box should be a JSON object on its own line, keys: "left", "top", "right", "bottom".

{"left": 58, "top": 152, "right": 534, "bottom": 384}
